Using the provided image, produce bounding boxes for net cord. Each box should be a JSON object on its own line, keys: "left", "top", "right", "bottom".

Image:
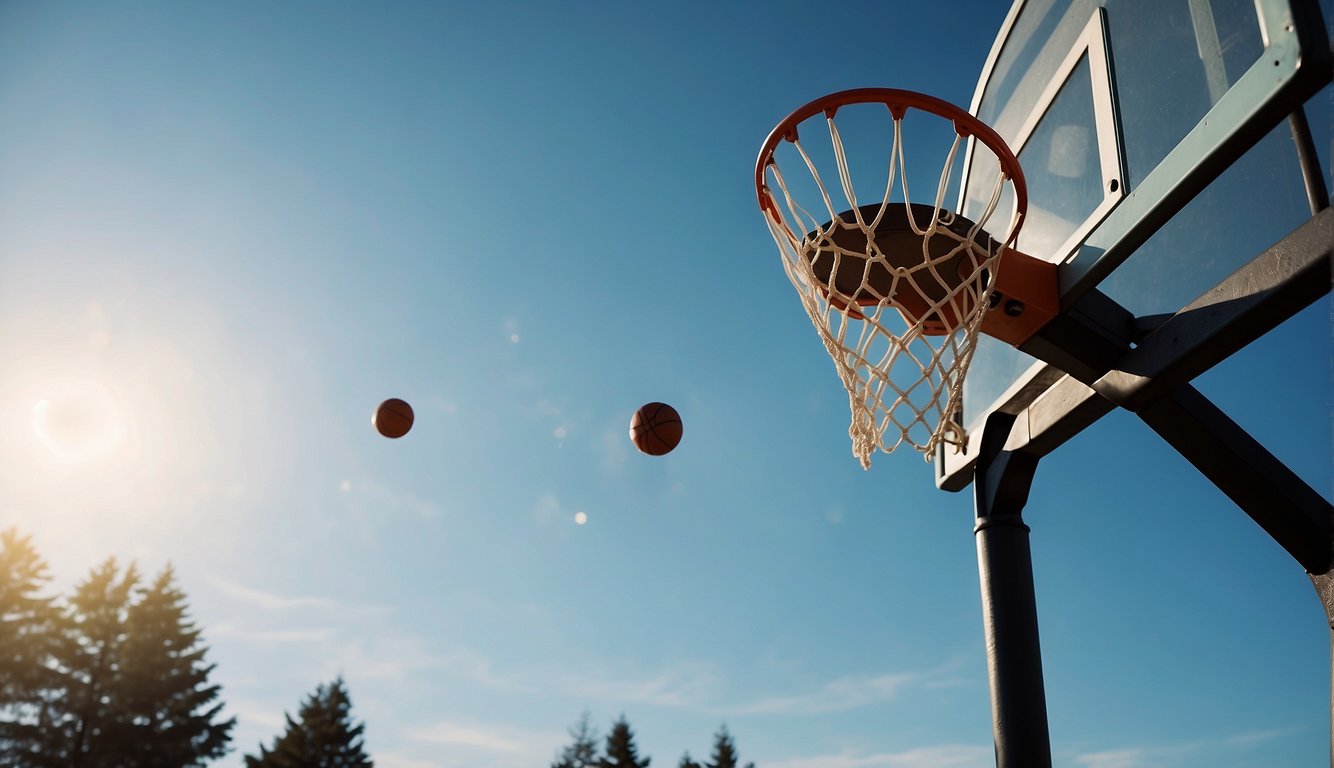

{"left": 761, "top": 107, "right": 1015, "bottom": 467}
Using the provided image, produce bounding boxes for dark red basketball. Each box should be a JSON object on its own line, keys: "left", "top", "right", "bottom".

{"left": 373, "top": 398, "right": 414, "bottom": 439}
{"left": 629, "top": 402, "right": 683, "bottom": 456}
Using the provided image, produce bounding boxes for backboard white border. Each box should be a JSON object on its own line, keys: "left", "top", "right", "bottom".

{"left": 938, "top": 8, "right": 1124, "bottom": 487}
{"left": 1006, "top": 9, "right": 1124, "bottom": 269}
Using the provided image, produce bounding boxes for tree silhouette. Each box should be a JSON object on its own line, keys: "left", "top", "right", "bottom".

{"left": 0, "top": 535, "right": 235, "bottom": 767}
{"left": 111, "top": 565, "right": 235, "bottom": 765}
{"left": 245, "top": 677, "right": 372, "bottom": 767}
{"left": 61, "top": 557, "right": 139, "bottom": 768}
{"left": 552, "top": 710, "right": 600, "bottom": 768}
{"left": 0, "top": 529, "right": 64, "bottom": 765}
{"left": 598, "top": 716, "right": 649, "bottom": 768}
{"left": 703, "top": 724, "right": 753, "bottom": 768}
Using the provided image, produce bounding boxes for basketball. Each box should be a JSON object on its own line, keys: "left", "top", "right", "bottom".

{"left": 373, "top": 398, "right": 414, "bottom": 439}
{"left": 629, "top": 402, "right": 683, "bottom": 456}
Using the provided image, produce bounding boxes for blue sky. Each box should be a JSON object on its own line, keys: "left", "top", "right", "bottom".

{"left": 0, "top": 2, "right": 1329, "bottom": 767}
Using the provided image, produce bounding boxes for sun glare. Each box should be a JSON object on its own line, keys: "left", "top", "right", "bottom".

{"left": 30, "top": 380, "right": 125, "bottom": 463}
{"left": 0, "top": 282, "right": 288, "bottom": 557}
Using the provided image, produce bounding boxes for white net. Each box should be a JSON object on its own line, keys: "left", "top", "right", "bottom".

{"left": 758, "top": 100, "right": 1022, "bottom": 468}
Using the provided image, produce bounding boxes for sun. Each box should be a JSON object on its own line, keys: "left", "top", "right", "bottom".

{"left": 30, "top": 380, "right": 126, "bottom": 464}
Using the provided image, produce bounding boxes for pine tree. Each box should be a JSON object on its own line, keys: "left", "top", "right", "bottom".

{"left": 598, "top": 716, "right": 649, "bottom": 768}
{"left": 110, "top": 564, "right": 235, "bottom": 766}
{"left": 245, "top": 677, "right": 372, "bottom": 767}
{"left": 0, "top": 536, "right": 236, "bottom": 767}
{"left": 677, "top": 752, "right": 703, "bottom": 768}
{"left": 60, "top": 557, "right": 139, "bottom": 768}
{"left": 552, "top": 710, "right": 600, "bottom": 768}
{"left": 704, "top": 725, "right": 753, "bottom": 768}
{"left": 0, "top": 529, "right": 64, "bottom": 765}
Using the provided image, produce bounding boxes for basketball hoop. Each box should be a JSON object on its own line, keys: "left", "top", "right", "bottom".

{"left": 755, "top": 88, "right": 1056, "bottom": 467}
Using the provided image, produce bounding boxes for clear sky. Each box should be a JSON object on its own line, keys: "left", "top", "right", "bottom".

{"left": 0, "top": 2, "right": 1330, "bottom": 767}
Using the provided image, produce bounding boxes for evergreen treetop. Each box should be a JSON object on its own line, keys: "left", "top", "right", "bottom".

{"left": 113, "top": 564, "right": 235, "bottom": 766}
{"left": 0, "top": 529, "right": 63, "bottom": 765}
{"left": 705, "top": 724, "right": 753, "bottom": 768}
{"left": 245, "top": 676, "right": 372, "bottom": 768}
{"left": 0, "top": 535, "right": 234, "bottom": 767}
{"left": 598, "top": 716, "right": 650, "bottom": 768}
{"left": 552, "top": 710, "right": 601, "bottom": 768}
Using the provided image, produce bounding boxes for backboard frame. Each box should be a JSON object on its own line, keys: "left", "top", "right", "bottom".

{"left": 936, "top": 0, "right": 1333, "bottom": 490}
{"left": 957, "top": 9, "right": 1124, "bottom": 280}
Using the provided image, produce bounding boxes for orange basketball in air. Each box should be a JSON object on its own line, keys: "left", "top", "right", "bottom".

{"left": 373, "top": 398, "right": 414, "bottom": 439}
{"left": 629, "top": 402, "right": 683, "bottom": 456}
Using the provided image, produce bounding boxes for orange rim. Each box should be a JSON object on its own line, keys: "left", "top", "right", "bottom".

{"left": 754, "top": 88, "right": 1028, "bottom": 248}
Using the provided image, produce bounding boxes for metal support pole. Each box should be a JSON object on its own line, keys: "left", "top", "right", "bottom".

{"left": 1287, "top": 107, "right": 1330, "bottom": 215}
{"left": 1311, "top": 568, "right": 1334, "bottom": 764}
{"left": 973, "top": 411, "right": 1051, "bottom": 768}
{"left": 1285, "top": 118, "right": 1328, "bottom": 672}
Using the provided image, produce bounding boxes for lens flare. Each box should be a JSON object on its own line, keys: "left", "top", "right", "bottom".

{"left": 30, "top": 380, "right": 124, "bottom": 463}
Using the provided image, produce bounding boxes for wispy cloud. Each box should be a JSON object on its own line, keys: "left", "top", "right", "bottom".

{"left": 325, "top": 637, "right": 531, "bottom": 689}
{"left": 548, "top": 656, "right": 966, "bottom": 717}
{"left": 374, "top": 754, "right": 440, "bottom": 768}
{"left": 209, "top": 577, "right": 536, "bottom": 694}
{"left": 207, "top": 576, "right": 342, "bottom": 611}
{"left": 205, "top": 578, "right": 536, "bottom": 692}
{"left": 558, "top": 661, "right": 721, "bottom": 708}
{"left": 763, "top": 744, "right": 993, "bottom": 768}
{"left": 1224, "top": 727, "right": 1298, "bottom": 747}
{"left": 1070, "top": 727, "right": 1303, "bottom": 768}
{"left": 1073, "top": 748, "right": 1149, "bottom": 768}
{"left": 226, "top": 696, "right": 289, "bottom": 733}
{"left": 397, "top": 718, "right": 566, "bottom": 768}
{"left": 733, "top": 671, "right": 920, "bottom": 715}
{"left": 405, "top": 721, "right": 524, "bottom": 752}
{"left": 206, "top": 575, "right": 390, "bottom": 616}
{"left": 208, "top": 621, "right": 338, "bottom": 645}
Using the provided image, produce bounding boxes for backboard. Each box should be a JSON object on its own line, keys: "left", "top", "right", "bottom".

{"left": 936, "top": 0, "right": 1332, "bottom": 489}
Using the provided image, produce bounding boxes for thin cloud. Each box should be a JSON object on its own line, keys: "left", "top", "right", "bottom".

{"left": 397, "top": 719, "right": 565, "bottom": 768}
{"left": 324, "top": 637, "right": 538, "bottom": 694}
{"left": 1224, "top": 727, "right": 1298, "bottom": 747}
{"left": 208, "top": 621, "right": 338, "bottom": 645}
{"left": 733, "top": 671, "right": 921, "bottom": 715}
{"left": 322, "top": 636, "right": 471, "bottom": 683}
{"left": 550, "top": 658, "right": 961, "bottom": 716}
{"left": 762, "top": 745, "right": 993, "bottom": 768}
{"left": 405, "top": 721, "right": 524, "bottom": 752}
{"left": 207, "top": 575, "right": 342, "bottom": 611}
{"left": 559, "top": 661, "right": 721, "bottom": 708}
{"left": 226, "top": 696, "right": 288, "bottom": 733}
{"left": 374, "top": 754, "right": 440, "bottom": 768}
{"left": 206, "top": 575, "right": 390, "bottom": 616}
{"left": 211, "top": 583, "right": 537, "bottom": 696}
{"left": 1073, "top": 747, "right": 1150, "bottom": 768}
{"left": 1071, "top": 728, "right": 1301, "bottom": 768}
